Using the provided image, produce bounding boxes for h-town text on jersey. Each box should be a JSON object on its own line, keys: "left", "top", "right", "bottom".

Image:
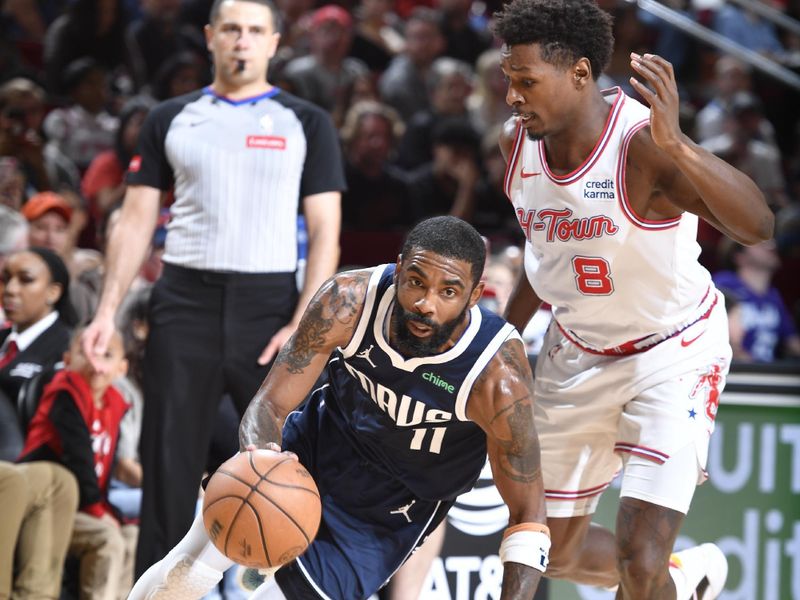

{"left": 516, "top": 207, "right": 620, "bottom": 243}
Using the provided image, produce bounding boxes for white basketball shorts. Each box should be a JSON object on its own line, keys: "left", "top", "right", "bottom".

{"left": 534, "top": 289, "right": 732, "bottom": 517}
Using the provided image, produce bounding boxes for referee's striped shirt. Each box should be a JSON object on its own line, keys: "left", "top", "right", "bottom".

{"left": 127, "top": 87, "right": 345, "bottom": 273}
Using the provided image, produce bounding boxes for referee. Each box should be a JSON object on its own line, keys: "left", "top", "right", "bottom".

{"left": 81, "top": 0, "right": 345, "bottom": 576}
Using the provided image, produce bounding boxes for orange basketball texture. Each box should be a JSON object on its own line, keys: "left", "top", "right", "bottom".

{"left": 202, "top": 450, "right": 322, "bottom": 568}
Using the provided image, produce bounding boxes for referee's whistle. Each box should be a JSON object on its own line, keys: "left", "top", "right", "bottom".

{"left": 236, "top": 60, "right": 246, "bottom": 73}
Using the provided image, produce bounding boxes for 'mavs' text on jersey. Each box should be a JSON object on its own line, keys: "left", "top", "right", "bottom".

{"left": 343, "top": 361, "right": 454, "bottom": 426}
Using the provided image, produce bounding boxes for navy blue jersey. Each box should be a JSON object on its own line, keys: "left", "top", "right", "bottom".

{"left": 323, "top": 264, "right": 520, "bottom": 501}
{"left": 278, "top": 264, "right": 522, "bottom": 599}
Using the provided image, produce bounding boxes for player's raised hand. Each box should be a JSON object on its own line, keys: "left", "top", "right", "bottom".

{"left": 629, "top": 53, "right": 684, "bottom": 151}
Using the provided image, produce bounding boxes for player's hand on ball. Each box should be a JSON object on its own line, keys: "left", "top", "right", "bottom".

{"left": 243, "top": 442, "right": 299, "bottom": 461}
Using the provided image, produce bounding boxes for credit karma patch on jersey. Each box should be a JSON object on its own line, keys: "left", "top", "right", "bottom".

{"left": 582, "top": 178, "right": 616, "bottom": 201}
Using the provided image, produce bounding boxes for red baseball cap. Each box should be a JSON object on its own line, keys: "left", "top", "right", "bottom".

{"left": 311, "top": 5, "right": 352, "bottom": 30}
{"left": 21, "top": 192, "right": 73, "bottom": 223}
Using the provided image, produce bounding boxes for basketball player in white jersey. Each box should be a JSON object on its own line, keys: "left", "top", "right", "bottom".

{"left": 494, "top": 0, "right": 774, "bottom": 599}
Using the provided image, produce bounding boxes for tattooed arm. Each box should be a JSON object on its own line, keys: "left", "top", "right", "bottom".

{"left": 467, "top": 336, "right": 546, "bottom": 599}
{"left": 239, "top": 269, "right": 371, "bottom": 450}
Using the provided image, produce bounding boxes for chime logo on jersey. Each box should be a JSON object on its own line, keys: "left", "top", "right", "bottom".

{"left": 343, "top": 361, "right": 454, "bottom": 426}
{"left": 422, "top": 371, "right": 454, "bottom": 394}
{"left": 515, "top": 207, "right": 619, "bottom": 244}
{"left": 582, "top": 178, "right": 615, "bottom": 201}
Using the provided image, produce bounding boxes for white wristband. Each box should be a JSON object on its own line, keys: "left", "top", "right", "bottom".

{"left": 499, "top": 530, "right": 551, "bottom": 572}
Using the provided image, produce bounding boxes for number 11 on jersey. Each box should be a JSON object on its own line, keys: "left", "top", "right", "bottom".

{"left": 410, "top": 427, "right": 446, "bottom": 454}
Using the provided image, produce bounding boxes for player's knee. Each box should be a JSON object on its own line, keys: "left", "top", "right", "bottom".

{"left": 617, "top": 547, "right": 670, "bottom": 594}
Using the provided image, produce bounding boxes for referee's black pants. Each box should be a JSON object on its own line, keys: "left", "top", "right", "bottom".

{"left": 134, "top": 263, "right": 298, "bottom": 577}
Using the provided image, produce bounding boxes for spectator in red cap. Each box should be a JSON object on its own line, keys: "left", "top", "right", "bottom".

{"left": 281, "top": 4, "right": 370, "bottom": 114}
{"left": 21, "top": 192, "right": 73, "bottom": 257}
{"left": 21, "top": 192, "right": 104, "bottom": 322}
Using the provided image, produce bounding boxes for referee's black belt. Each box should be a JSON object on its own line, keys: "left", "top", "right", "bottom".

{"left": 162, "top": 262, "right": 295, "bottom": 286}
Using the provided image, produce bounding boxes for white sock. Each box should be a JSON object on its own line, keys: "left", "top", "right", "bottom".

{"left": 128, "top": 514, "right": 235, "bottom": 599}
{"left": 668, "top": 546, "right": 708, "bottom": 600}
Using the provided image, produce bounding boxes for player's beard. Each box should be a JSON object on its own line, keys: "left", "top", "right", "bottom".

{"left": 390, "top": 302, "right": 469, "bottom": 358}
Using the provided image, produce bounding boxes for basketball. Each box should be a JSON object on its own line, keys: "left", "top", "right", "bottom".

{"left": 202, "top": 449, "right": 321, "bottom": 569}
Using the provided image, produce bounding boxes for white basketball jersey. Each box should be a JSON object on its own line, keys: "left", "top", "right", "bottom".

{"left": 505, "top": 88, "right": 714, "bottom": 352}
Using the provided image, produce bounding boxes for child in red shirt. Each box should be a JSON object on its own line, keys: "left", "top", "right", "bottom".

{"left": 19, "top": 329, "right": 134, "bottom": 599}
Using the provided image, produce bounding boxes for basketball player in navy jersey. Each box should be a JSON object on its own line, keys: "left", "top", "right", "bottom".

{"left": 494, "top": 1, "right": 773, "bottom": 599}
{"left": 128, "top": 216, "right": 549, "bottom": 600}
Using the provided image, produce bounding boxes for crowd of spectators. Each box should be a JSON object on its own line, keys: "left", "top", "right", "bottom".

{"left": 1, "top": 0, "right": 799, "bottom": 597}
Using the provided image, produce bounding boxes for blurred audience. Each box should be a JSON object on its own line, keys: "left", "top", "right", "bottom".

{"left": 407, "top": 116, "right": 481, "bottom": 221}
{"left": 281, "top": 5, "right": 370, "bottom": 114}
{"left": 395, "top": 56, "right": 475, "bottom": 169}
{"left": 0, "top": 157, "right": 27, "bottom": 210}
{"left": 124, "top": 0, "right": 205, "bottom": 90}
{"left": 43, "top": 58, "right": 118, "bottom": 173}
{"left": 340, "top": 100, "right": 411, "bottom": 230}
{"left": 695, "top": 56, "right": 777, "bottom": 145}
{"left": 42, "top": 0, "right": 127, "bottom": 96}
{"left": 81, "top": 97, "right": 153, "bottom": 235}
{"left": 0, "top": 205, "right": 28, "bottom": 269}
{"left": 701, "top": 91, "right": 789, "bottom": 211}
{"left": 349, "top": 0, "right": 404, "bottom": 72}
{"left": 467, "top": 49, "right": 510, "bottom": 135}
{"left": 0, "top": 77, "right": 74, "bottom": 193}
{"left": 149, "top": 51, "right": 208, "bottom": 101}
{"left": 712, "top": 3, "right": 786, "bottom": 60}
{"left": 714, "top": 239, "right": 800, "bottom": 362}
{"left": 378, "top": 7, "right": 445, "bottom": 120}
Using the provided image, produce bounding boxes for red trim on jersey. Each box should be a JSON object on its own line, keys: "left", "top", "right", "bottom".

{"left": 614, "top": 442, "right": 670, "bottom": 464}
{"left": 616, "top": 119, "right": 682, "bottom": 230}
{"left": 503, "top": 119, "right": 525, "bottom": 200}
{"left": 545, "top": 480, "right": 612, "bottom": 499}
{"left": 556, "top": 287, "right": 717, "bottom": 356}
{"left": 539, "top": 88, "right": 625, "bottom": 186}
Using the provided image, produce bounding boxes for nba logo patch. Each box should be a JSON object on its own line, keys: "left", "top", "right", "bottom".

{"left": 259, "top": 114, "right": 273, "bottom": 133}
{"left": 128, "top": 155, "right": 142, "bottom": 173}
